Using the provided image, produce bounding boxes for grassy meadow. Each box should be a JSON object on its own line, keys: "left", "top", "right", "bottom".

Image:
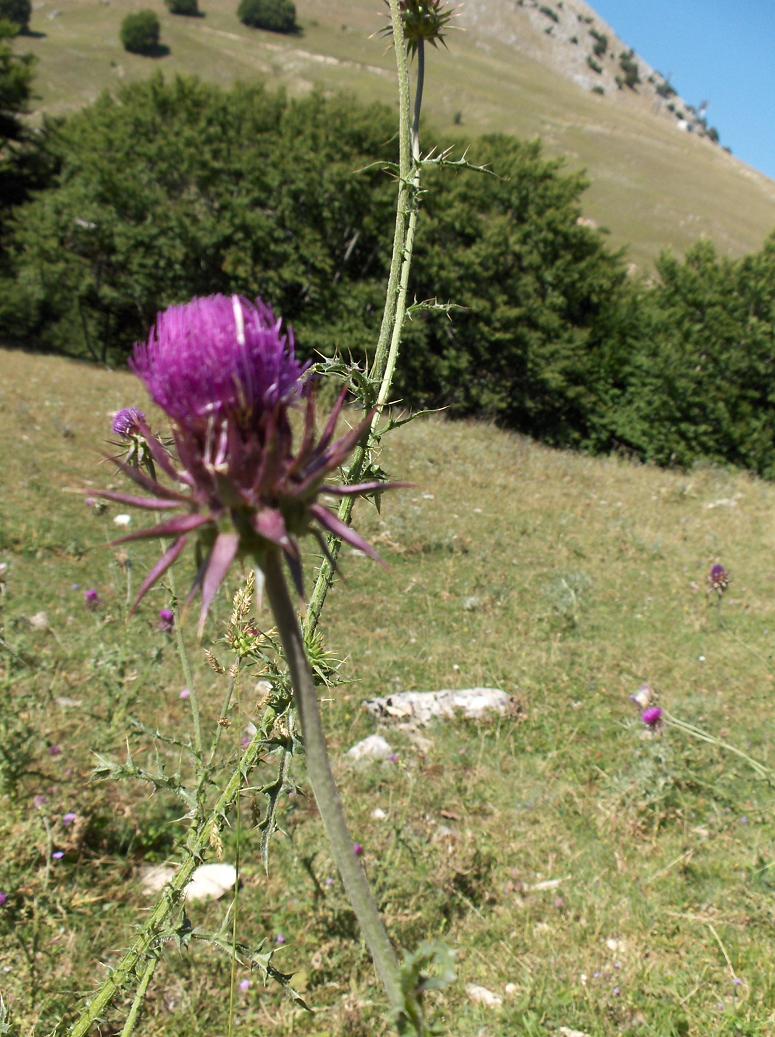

{"left": 19, "top": 0, "right": 775, "bottom": 269}
{"left": 1, "top": 346, "right": 773, "bottom": 1035}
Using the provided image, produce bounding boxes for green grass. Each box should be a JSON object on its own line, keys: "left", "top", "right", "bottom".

{"left": 1, "top": 346, "right": 774, "bottom": 1035}
{"left": 18, "top": 0, "right": 775, "bottom": 270}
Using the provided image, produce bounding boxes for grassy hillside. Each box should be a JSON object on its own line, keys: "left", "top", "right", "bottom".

{"left": 18, "top": 0, "right": 775, "bottom": 269}
{"left": 1, "top": 346, "right": 774, "bottom": 1035}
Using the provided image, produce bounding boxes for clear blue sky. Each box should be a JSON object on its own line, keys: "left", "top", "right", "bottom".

{"left": 590, "top": 0, "right": 775, "bottom": 181}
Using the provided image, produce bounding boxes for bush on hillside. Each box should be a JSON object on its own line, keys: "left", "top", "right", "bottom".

{"left": 618, "top": 49, "right": 640, "bottom": 89}
{"left": 120, "top": 11, "right": 161, "bottom": 55}
{"left": 0, "top": 0, "right": 30, "bottom": 30}
{"left": 237, "top": 0, "right": 296, "bottom": 33}
{"left": 165, "top": 0, "right": 199, "bottom": 14}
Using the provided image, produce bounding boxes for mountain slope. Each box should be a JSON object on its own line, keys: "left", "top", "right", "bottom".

{"left": 20, "top": 0, "right": 775, "bottom": 267}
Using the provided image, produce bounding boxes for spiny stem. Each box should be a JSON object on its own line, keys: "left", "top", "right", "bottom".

{"left": 119, "top": 956, "right": 158, "bottom": 1037}
{"left": 305, "top": 0, "right": 416, "bottom": 635}
{"left": 411, "top": 39, "right": 425, "bottom": 162}
{"left": 263, "top": 550, "right": 402, "bottom": 1014}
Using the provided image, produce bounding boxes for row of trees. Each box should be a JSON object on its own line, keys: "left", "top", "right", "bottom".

{"left": 2, "top": 73, "right": 774, "bottom": 476}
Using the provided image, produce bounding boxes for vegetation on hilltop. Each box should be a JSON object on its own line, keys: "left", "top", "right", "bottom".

{"left": 2, "top": 74, "right": 775, "bottom": 478}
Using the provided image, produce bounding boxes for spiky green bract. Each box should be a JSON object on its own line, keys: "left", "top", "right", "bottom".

{"left": 381, "top": 0, "right": 458, "bottom": 54}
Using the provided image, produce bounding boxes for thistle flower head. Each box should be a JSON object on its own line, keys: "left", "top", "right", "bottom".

{"left": 112, "top": 408, "right": 146, "bottom": 438}
{"left": 131, "top": 295, "right": 306, "bottom": 426}
{"left": 642, "top": 706, "right": 664, "bottom": 729}
{"left": 96, "top": 294, "right": 395, "bottom": 630}
{"left": 709, "top": 563, "right": 729, "bottom": 596}
{"left": 158, "top": 608, "right": 175, "bottom": 632}
{"left": 381, "top": 0, "right": 459, "bottom": 54}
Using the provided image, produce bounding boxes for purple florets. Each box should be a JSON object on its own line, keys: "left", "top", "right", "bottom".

{"left": 0, "top": 892, "right": 7, "bottom": 906}
{"left": 131, "top": 295, "right": 307, "bottom": 426}
{"left": 642, "top": 706, "right": 664, "bottom": 728}
{"left": 709, "top": 564, "right": 729, "bottom": 596}
{"left": 84, "top": 589, "right": 100, "bottom": 608}
{"left": 112, "top": 407, "right": 146, "bottom": 438}
{"left": 158, "top": 608, "right": 174, "bottom": 632}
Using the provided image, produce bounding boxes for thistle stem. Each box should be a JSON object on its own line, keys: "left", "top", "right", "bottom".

{"left": 119, "top": 956, "right": 158, "bottom": 1037}
{"left": 263, "top": 549, "right": 402, "bottom": 1013}
{"left": 305, "top": 0, "right": 416, "bottom": 634}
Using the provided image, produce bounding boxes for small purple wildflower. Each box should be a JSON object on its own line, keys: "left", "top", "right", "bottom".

{"left": 52, "top": 850, "right": 65, "bottom": 861}
{"left": 84, "top": 588, "right": 100, "bottom": 608}
{"left": 353, "top": 843, "right": 364, "bottom": 858}
{"left": 275, "top": 933, "right": 286, "bottom": 945}
{"left": 709, "top": 563, "right": 730, "bottom": 596}
{"left": 612, "top": 986, "right": 621, "bottom": 997}
{"left": 732, "top": 977, "right": 743, "bottom": 987}
{"left": 48, "top": 745, "right": 63, "bottom": 757}
{"left": 97, "top": 294, "right": 399, "bottom": 630}
{"left": 0, "top": 892, "right": 7, "bottom": 907}
{"left": 325, "top": 877, "right": 335, "bottom": 888}
{"left": 239, "top": 979, "right": 252, "bottom": 993}
{"left": 112, "top": 407, "right": 146, "bottom": 438}
{"left": 62, "top": 812, "right": 77, "bottom": 827}
{"left": 84, "top": 497, "right": 97, "bottom": 508}
{"left": 179, "top": 688, "right": 191, "bottom": 700}
{"left": 158, "top": 608, "right": 175, "bottom": 632}
{"left": 642, "top": 706, "right": 663, "bottom": 728}
{"left": 388, "top": 752, "right": 400, "bottom": 764}
{"left": 33, "top": 794, "right": 48, "bottom": 809}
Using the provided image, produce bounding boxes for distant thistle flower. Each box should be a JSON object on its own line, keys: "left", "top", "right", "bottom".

{"left": 96, "top": 294, "right": 395, "bottom": 630}
{"left": 239, "top": 979, "right": 252, "bottom": 993}
{"left": 84, "top": 588, "right": 100, "bottom": 608}
{"left": 52, "top": 850, "right": 65, "bottom": 861}
{"left": 0, "top": 892, "right": 7, "bottom": 906}
{"left": 158, "top": 608, "right": 174, "bottom": 632}
{"left": 642, "top": 706, "right": 663, "bottom": 728}
{"left": 49, "top": 744, "right": 63, "bottom": 757}
{"left": 709, "top": 563, "right": 730, "bottom": 596}
{"left": 353, "top": 842, "right": 365, "bottom": 857}
{"left": 112, "top": 408, "right": 146, "bottom": 438}
{"left": 179, "top": 688, "right": 191, "bottom": 700}
{"left": 381, "top": 0, "right": 459, "bottom": 54}
{"left": 62, "top": 812, "right": 77, "bottom": 827}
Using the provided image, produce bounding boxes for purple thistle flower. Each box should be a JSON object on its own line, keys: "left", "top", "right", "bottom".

{"left": 275, "top": 933, "right": 286, "bottom": 945}
{"left": 84, "top": 588, "right": 100, "bottom": 608}
{"left": 709, "top": 563, "right": 729, "bottom": 595}
{"left": 0, "top": 892, "right": 7, "bottom": 906}
{"left": 158, "top": 608, "right": 175, "bottom": 632}
{"left": 62, "top": 812, "right": 77, "bottom": 827}
{"left": 48, "top": 744, "right": 63, "bottom": 757}
{"left": 353, "top": 842, "right": 364, "bottom": 857}
{"left": 33, "top": 794, "right": 48, "bottom": 809}
{"left": 179, "top": 688, "right": 191, "bottom": 700}
{"left": 52, "top": 850, "right": 65, "bottom": 861}
{"left": 130, "top": 296, "right": 307, "bottom": 425}
{"left": 96, "top": 294, "right": 401, "bottom": 630}
{"left": 239, "top": 978, "right": 252, "bottom": 993}
{"left": 112, "top": 407, "right": 146, "bottom": 438}
{"left": 642, "top": 706, "right": 663, "bottom": 728}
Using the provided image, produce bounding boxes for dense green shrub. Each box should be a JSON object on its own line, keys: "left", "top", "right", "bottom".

{"left": 538, "top": 5, "right": 558, "bottom": 23}
{"left": 618, "top": 49, "right": 640, "bottom": 88}
{"left": 589, "top": 29, "right": 607, "bottom": 57}
{"left": 165, "top": 0, "right": 199, "bottom": 14}
{"left": 237, "top": 0, "right": 296, "bottom": 33}
{"left": 0, "top": 0, "right": 30, "bottom": 30}
{"left": 120, "top": 11, "right": 161, "bottom": 55}
{"left": 586, "top": 55, "right": 602, "bottom": 74}
{"left": 605, "top": 237, "right": 775, "bottom": 476}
